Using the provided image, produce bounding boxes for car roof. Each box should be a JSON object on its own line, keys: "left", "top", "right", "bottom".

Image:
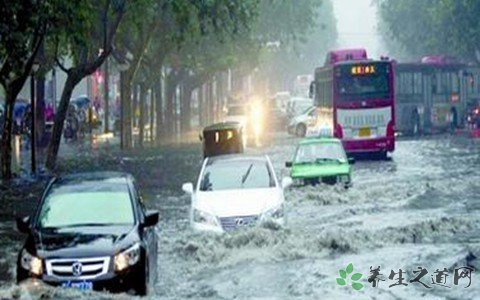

{"left": 206, "top": 154, "right": 268, "bottom": 165}
{"left": 203, "top": 122, "right": 242, "bottom": 132}
{"left": 54, "top": 171, "right": 133, "bottom": 186}
{"left": 298, "top": 137, "right": 342, "bottom": 145}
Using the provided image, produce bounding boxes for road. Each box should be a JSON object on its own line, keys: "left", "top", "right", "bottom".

{"left": 1, "top": 134, "right": 479, "bottom": 299}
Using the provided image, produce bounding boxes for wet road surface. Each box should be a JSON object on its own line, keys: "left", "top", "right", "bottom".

{"left": 1, "top": 134, "right": 479, "bottom": 299}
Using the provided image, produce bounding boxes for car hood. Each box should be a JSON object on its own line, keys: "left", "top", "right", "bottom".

{"left": 34, "top": 225, "right": 137, "bottom": 258}
{"left": 195, "top": 188, "right": 283, "bottom": 217}
{"left": 291, "top": 163, "right": 350, "bottom": 178}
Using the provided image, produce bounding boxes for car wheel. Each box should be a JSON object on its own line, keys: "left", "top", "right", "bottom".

{"left": 134, "top": 257, "right": 150, "bottom": 296}
{"left": 296, "top": 123, "right": 306, "bottom": 137}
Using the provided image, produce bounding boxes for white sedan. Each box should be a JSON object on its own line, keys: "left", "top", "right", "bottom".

{"left": 182, "top": 155, "right": 292, "bottom": 233}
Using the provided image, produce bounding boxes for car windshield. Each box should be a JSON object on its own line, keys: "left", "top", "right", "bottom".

{"left": 294, "top": 142, "right": 347, "bottom": 164}
{"left": 37, "top": 183, "right": 134, "bottom": 228}
{"left": 200, "top": 159, "right": 275, "bottom": 191}
{"left": 300, "top": 105, "right": 314, "bottom": 115}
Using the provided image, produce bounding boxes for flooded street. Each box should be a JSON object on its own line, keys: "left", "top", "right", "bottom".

{"left": 152, "top": 134, "right": 480, "bottom": 299}
{"left": 0, "top": 134, "right": 479, "bottom": 299}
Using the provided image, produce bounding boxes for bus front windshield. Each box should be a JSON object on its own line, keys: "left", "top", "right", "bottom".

{"left": 336, "top": 63, "right": 391, "bottom": 101}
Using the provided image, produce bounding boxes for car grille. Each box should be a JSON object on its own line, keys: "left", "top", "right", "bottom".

{"left": 219, "top": 215, "right": 259, "bottom": 231}
{"left": 45, "top": 256, "right": 110, "bottom": 280}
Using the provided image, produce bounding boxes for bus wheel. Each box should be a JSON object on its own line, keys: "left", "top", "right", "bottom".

{"left": 411, "top": 111, "right": 420, "bottom": 136}
{"left": 377, "top": 151, "right": 388, "bottom": 160}
{"left": 296, "top": 124, "right": 306, "bottom": 137}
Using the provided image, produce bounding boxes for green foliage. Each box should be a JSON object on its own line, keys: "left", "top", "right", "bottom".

{"left": 0, "top": 1, "right": 51, "bottom": 87}
{"left": 52, "top": 0, "right": 127, "bottom": 69}
{"left": 376, "top": 0, "right": 480, "bottom": 61}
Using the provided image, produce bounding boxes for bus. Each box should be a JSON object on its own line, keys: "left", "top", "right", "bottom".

{"left": 395, "top": 56, "right": 480, "bottom": 135}
{"left": 311, "top": 49, "right": 395, "bottom": 157}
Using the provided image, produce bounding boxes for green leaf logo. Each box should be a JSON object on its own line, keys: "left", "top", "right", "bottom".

{"left": 336, "top": 263, "right": 364, "bottom": 291}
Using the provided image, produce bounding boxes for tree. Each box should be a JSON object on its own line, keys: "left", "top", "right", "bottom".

{"left": 375, "top": 0, "right": 439, "bottom": 60}
{"left": 45, "top": 0, "right": 128, "bottom": 170}
{"left": 115, "top": 0, "right": 259, "bottom": 143}
{"left": 375, "top": 0, "right": 480, "bottom": 61}
{"left": 0, "top": 1, "right": 54, "bottom": 179}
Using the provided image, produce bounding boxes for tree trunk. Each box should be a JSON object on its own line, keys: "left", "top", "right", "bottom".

{"left": 206, "top": 81, "right": 212, "bottom": 124}
{"left": 35, "top": 74, "right": 46, "bottom": 147}
{"left": 155, "top": 76, "right": 163, "bottom": 145}
{"left": 150, "top": 87, "right": 155, "bottom": 143}
{"left": 180, "top": 84, "right": 193, "bottom": 133}
{"left": 138, "top": 82, "right": 147, "bottom": 148}
{"left": 132, "top": 83, "right": 139, "bottom": 130}
{"left": 120, "top": 71, "right": 133, "bottom": 149}
{"left": 165, "top": 76, "right": 176, "bottom": 137}
{"left": 198, "top": 85, "right": 204, "bottom": 127}
{"left": 103, "top": 58, "right": 110, "bottom": 133}
{"left": 45, "top": 72, "right": 82, "bottom": 170}
{"left": 1, "top": 91, "right": 16, "bottom": 179}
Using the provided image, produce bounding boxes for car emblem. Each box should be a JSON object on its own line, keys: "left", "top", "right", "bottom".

{"left": 235, "top": 218, "right": 245, "bottom": 226}
{"left": 361, "top": 101, "right": 366, "bottom": 107}
{"left": 72, "top": 262, "right": 83, "bottom": 277}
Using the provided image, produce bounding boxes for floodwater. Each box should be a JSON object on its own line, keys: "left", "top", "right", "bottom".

{"left": 1, "top": 134, "right": 479, "bottom": 299}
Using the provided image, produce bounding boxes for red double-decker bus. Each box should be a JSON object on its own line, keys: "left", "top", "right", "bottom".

{"left": 311, "top": 49, "right": 395, "bottom": 157}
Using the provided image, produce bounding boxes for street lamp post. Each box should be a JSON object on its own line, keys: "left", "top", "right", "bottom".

{"left": 30, "top": 61, "right": 40, "bottom": 175}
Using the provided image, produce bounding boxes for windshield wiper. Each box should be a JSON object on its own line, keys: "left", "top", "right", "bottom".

{"left": 315, "top": 158, "right": 342, "bottom": 164}
{"left": 241, "top": 163, "right": 254, "bottom": 186}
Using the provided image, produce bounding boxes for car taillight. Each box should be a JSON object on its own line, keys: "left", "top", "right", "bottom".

{"left": 387, "top": 120, "right": 395, "bottom": 136}
{"left": 334, "top": 123, "right": 343, "bottom": 138}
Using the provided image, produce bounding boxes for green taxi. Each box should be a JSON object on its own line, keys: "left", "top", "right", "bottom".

{"left": 286, "top": 137, "right": 353, "bottom": 187}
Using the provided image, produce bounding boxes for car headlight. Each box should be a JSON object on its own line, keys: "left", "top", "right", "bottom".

{"left": 20, "top": 249, "right": 43, "bottom": 276}
{"left": 114, "top": 243, "right": 141, "bottom": 272}
{"left": 263, "top": 204, "right": 285, "bottom": 219}
{"left": 193, "top": 209, "right": 219, "bottom": 227}
{"left": 339, "top": 175, "right": 350, "bottom": 183}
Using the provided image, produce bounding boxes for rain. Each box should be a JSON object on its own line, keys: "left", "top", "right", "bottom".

{"left": 0, "top": 0, "right": 479, "bottom": 299}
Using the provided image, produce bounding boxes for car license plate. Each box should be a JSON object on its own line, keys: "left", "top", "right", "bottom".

{"left": 359, "top": 127, "right": 371, "bottom": 137}
{"left": 61, "top": 281, "right": 93, "bottom": 290}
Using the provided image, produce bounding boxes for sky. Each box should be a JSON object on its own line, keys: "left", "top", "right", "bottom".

{"left": 332, "top": 0, "right": 382, "bottom": 59}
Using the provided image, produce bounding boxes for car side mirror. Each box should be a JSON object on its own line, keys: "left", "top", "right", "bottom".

{"left": 348, "top": 157, "right": 355, "bottom": 164}
{"left": 285, "top": 161, "right": 292, "bottom": 168}
{"left": 182, "top": 182, "right": 194, "bottom": 195}
{"left": 16, "top": 216, "right": 30, "bottom": 234}
{"left": 144, "top": 210, "right": 159, "bottom": 227}
{"left": 281, "top": 177, "right": 293, "bottom": 189}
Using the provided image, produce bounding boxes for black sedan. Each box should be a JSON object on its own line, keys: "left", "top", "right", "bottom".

{"left": 16, "top": 172, "right": 159, "bottom": 296}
